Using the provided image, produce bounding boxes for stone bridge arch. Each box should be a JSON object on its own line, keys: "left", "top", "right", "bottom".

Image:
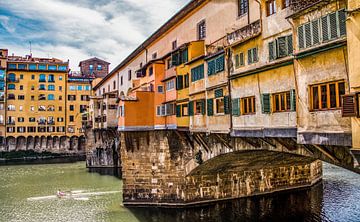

{"left": 6, "top": 136, "right": 16, "bottom": 151}
{"left": 16, "top": 136, "right": 26, "bottom": 151}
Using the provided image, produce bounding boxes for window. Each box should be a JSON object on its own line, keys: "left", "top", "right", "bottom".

{"left": 38, "top": 105, "right": 46, "bottom": 111}
{"left": 38, "top": 127, "right": 46, "bottom": 132}
{"left": 266, "top": 0, "right": 276, "bottom": 16}
{"left": 39, "top": 84, "right": 46, "bottom": 90}
{"left": 166, "top": 80, "right": 175, "bottom": 91}
{"left": 57, "top": 117, "right": 64, "bottom": 122}
{"left": 167, "top": 58, "right": 173, "bottom": 69}
{"left": 57, "top": 127, "right": 65, "bottom": 132}
{"left": 77, "top": 85, "right": 82, "bottom": 91}
{"left": 207, "top": 54, "right": 225, "bottom": 76}
{"left": 298, "top": 9, "right": 346, "bottom": 50}
{"left": 39, "top": 74, "right": 46, "bottom": 82}
{"left": 7, "top": 84, "right": 15, "bottom": 90}
{"left": 20, "top": 85, "right": 23, "bottom": 90}
{"left": 310, "top": 81, "right": 345, "bottom": 111}
{"left": 241, "top": 96, "right": 256, "bottom": 115}
{"left": 31, "top": 75, "right": 35, "bottom": 80}
{"left": 234, "top": 53, "right": 245, "bottom": 68}
{"left": 197, "top": 20, "right": 206, "bottom": 40}
{"left": 97, "top": 65, "right": 102, "bottom": 70}
{"left": 28, "top": 127, "right": 36, "bottom": 132}
{"left": 69, "top": 85, "right": 76, "bottom": 91}
{"left": 247, "top": 48, "right": 258, "bottom": 64}
{"left": 7, "top": 73, "right": 16, "bottom": 82}
{"left": 238, "top": 0, "right": 248, "bottom": 16}
{"left": 58, "top": 66, "right": 67, "bottom": 71}
{"left": 282, "top": 0, "right": 290, "bottom": 9}
{"left": 17, "top": 127, "right": 26, "bottom": 133}
{"left": 158, "top": 85, "right": 164, "bottom": 93}
{"left": 273, "top": 91, "right": 291, "bottom": 112}
{"left": 59, "top": 86, "right": 62, "bottom": 91}
{"left": 47, "top": 126, "right": 55, "bottom": 132}
{"left": 20, "top": 74, "right": 23, "bottom": 79}
{"left": 0, "top": 115, "right": 3, "bottom": 124}
{"left": 18, "top": 117, "right": 24, "bottom": 122}
{"left": 191, "top": 64, "right": 204, "bottom": 82}
{"left": 30, "top": 106, "right": 35, "bottom": 111}
{"left": 128, "top": 70, "right": 132, "bottom": 80}
{"left": 68, "top": 95, "right": 76, "bottom": 101}
{"left": 47, "top": 105, "right": 55, "bottom": 111}
{"left": 59, "top": 106, "right": 63, "bottom": 111}
{"left": 152, "top": 53, "right": 157, "bottom": 59}
{"left": 7, "top": 105, "right": 15, "bottom": 111}
{"left": 38, "top": 117, "right": 46, "bottom": 125}
{"left": 8, "top": 64, "right": 16, "bottom": 69}
{"left": 85, "top": 85, "right": 90, "bottom": 91}
{"left": 269, "top": 35, "right": 293, "bottom": 61}
{"left": 172, "top": 40, "right": 177, "bottom": 50}
{"left": 48, "top": 74, "right": 55, "bottom": 82}
{"left": 48, "top": 94, "right": 55, "bottom": 100}
{"left": 29, "top": 64, "right": 37, "bottom": 70}
{"left": 59, "top": 96, "right": 62, "bottom": 100}
{"left": 48, "top": 85, "right": 55, "bottom": 91}
{"left": 18, "top": 95, "right": 25, "bottom": 100}
{"left": 70, "top": 105, "right": 74, "bottom": 111}
{"left": 89, "top": 64, "right": 94, "bottom": 71}
{"left": 171, "top": 48, "right": 188, "bottom": 66}
{"left": 70, "top": 115, "right": 74, "bottom": 122}
{"left": 195, "top": 100, "right": 205, "bottom": 115}
{"left": 59, "top": 75, "right": 63, "bottom": 80}
{"left": 19, "top": 105, "right": 23, "bottom": 111}
{"left": 7, "top": 127, "right": 15, "bottom": 133}
{"left": 48, "top": 117, "right": 55, "bottom": 125}
{"left": 121, "top": 76, "right": 123, "bottom": 85}
{"left": 29, "top": 117, "right": 36, "bottom": 122}
{"left": 215, "top": 98, "right": 225, "bottom": 114}
{"left": 18, "top": 64, "right": 26, "bottom": 69}
{"left": 182, "top": 104, "right": 188, "bottom": 116}
{"left": 113, "top": 81, "right": 116, "bottom": 90}
{"left": 149, "top": 67, "right": 153, "bottom": 76}
{"left": 48, "top": 65, "right": 56, "bottom": 71}
{"left": 39, "top": 94, "right": 46, "bottom": 101}
{"left": 81, "top": 95, "right": 90, "bottom": 101}
{"left": 7, "top": 94, "right": 15, "bottom": 100}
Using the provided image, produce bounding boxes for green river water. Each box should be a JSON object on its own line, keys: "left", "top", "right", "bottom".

{"left": 0, "top": 162, "right": 359, "bottom": 222}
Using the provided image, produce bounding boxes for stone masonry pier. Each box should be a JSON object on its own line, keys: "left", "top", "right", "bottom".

{"left": 120, "top": 131, "right": 322, "bottom": 207}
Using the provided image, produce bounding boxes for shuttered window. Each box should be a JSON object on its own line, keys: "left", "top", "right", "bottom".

{"left": 298, "top": 9, "right": 347, "bottom": 50}
{"left": 188, "top": 101, "right": 194, "bottom": 116}
{"left": 191, "top": 64, "right": 204, "bottom": 82}
{"left": 224, "top": 96, "right": 230, "bottom": 114}
{"left": 208, "top": 54, "right": 225, "bottom": 76}
{"left": 234, "top": 52, "right": 244, "bottom": 68}
{"left": 176, "top": 75, "right": 183, "bottom": 90}
{"left": 215, "top": 89, "right": 223, "bottom": 98}
{"left": 342, "top": 94, "right": 358, "bottom": 117}
{"left": 207, "top": 99, "right": 214, "bottom": 116}
{"left": 247, "top": 48, "right": 258, "bottom": 64}
{"left": 261, "top": 94, "right": 271, "bottom": 114}
{"left": 232, "top": 98, "right": 240, "bottom": 116}
{"left": 269, "top": 35, "right": 293, "bottom": 61}
{"left": 184, "top": 74, "right": 189, "bottom": 88}
{"left": 171, "top": 48, "right": 188, "bottom": 66}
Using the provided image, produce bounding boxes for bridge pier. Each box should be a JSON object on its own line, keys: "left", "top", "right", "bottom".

{"left": 120, "top": 131, "right": 322, "bottom": 206}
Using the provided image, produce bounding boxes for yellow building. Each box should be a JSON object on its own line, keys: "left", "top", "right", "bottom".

{"left": 67, "top": 73, "right": 92, "bottom": 136}
{"left": 6, "top": 56, "right": 68, "bottom": 140}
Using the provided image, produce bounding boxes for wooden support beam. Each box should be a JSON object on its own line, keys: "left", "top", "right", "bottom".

{"left": 259, "top": 138, "right": 276, "bottom": 148}
{"left": 214, "top": 134, "right": 233, "bottom": 150}
{"left": 312, "top": 144, "right": 340, "bottom": 164}
{"left": 195, "top": 134, "right": 211, "bottom": 153}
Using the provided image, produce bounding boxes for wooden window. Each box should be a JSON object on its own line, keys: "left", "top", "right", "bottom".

{"left": 195, "top": 100, "right": 205, "bottom": 115}
{"left": 176, "top": 75, "right": 184, "bottom": 90}
{"left": 273, "top": 91, "right": 292, "bottom": 112}
{"left": 184, "top": 74, "right": 189, "bottom": 88}
{"left": 197, "top": 20, "right": 206, "bottom": 40}
{"left": 269, "top": 35, "right": 293, "bottom": 61}
{"left": 215, "top": 98, "right": 225, "bottom": 114}
{"left": 310, "top": 81, "right": 346, "bottom": 111}
{"left": 182, "top": 104, "right": 188, "bottom": 116}
{"left": 241, "top": 96, "right": 256, "bottom": 115}
{"left": 266, "top": 0, "right": 276, "bottom": 16}
{"left": 342, "top": 94, "right": 359, "bottom": 117}
{"left": 238, "top": 0, "right": 248, "bottom": 16}
{"left": 234, "top": 53, "right": 244, "bottom": 68}
{"left": 247, "top": 48, "right": 258, "bottom": 64}
{"left": 191, "top": 64, "right": 204, "bottom": 82}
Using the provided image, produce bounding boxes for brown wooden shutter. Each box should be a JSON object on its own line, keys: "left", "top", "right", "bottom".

{"left": 342, "top": 94, "right": 358, "bottom": 117}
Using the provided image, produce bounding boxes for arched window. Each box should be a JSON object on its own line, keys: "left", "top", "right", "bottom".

{"left": 47, "top": 105, "right": 55, "bottom": 111}
{"left": 48, "top": 74, "right": 55, "bottom": 82}
{"left": 48, "top": 94, "right": 55, "bottom": 100}
{"left": 48, "top": 85, "right": 55, "bottom": 91}
{"left": 7, "top": 84, "right": 15, "bottom": 90}
{"left": 8, "top": 73, "right": 16, "bottom": 82}
{"left": 39, "top": 84, "right": 46, "bottom": 90}
{"left": 39, "top": 74, "right": 46, "bottom": 82}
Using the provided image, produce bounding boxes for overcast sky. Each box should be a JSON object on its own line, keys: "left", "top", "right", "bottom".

{"left": 0, "top": 0, "right": 190, "bottom": 71}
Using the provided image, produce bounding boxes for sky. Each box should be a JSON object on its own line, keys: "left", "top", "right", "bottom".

{"left": 0, "top": 0, "right": 190, "bottom": 71}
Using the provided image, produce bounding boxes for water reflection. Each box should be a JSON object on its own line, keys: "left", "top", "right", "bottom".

{"left": 88, "top": 167, "right": 122, "bottom": 179}
{"left": 129, "top": 183, "right": 324, "bottom": 222}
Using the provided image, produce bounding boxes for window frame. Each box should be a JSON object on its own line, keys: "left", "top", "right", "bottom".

{"left": 241, "top": 96, "right": 256, "bottom": 115}
{"left": 272, "top": 91, "right": 291, "bottom": 112}
{"left": 309, "top": 80, "right": 346, "bottom": 111}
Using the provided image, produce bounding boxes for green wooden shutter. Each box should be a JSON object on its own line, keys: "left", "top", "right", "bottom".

{"left": 176, "top": 75, "right": 183, "bottom": 90}
{"left": 189, "top": 101, "right": 194, "bottom": 116}
{"left": 224, "top": 96, "right": 230, "bottom": 114}
{"left": 321, "top": 16, "right": 329, "bottom": 42}
{"left": 261, "top": 93, "right": 271, "bottom": 114}
{"left": 214, "top": 89, "right": 223, "bottom": 98}
{"left": 201, "top": 99, "right": 206, "bottom": 115}
{"left": 235, "top": 54, "right": 240, "bottom": 67}
{"left": 290, "top": 89, "right": 296, "bottom": 112}
{"left": 329, "top": 12, "right": 338, "bottom": 39}
{"left": 240, "top": 53, "right": 244, "bottom": 66}
{"left": 218, "top": 55, "right": 225, "bottom": 72}
{"left": 200, "top": 64, "right": 204, "bottom": 79}
{"left": 171, "top": 53, "right": 179, "bottom": 66}
{"left": 207, "top": 99, "right": 213, "bottom": 116}
{"left": 287, "top": 35, "right": 293, "bottom": 55}
{"left": 176, "top": 105, "right": 181, "bottom": 117}
{"left": 312, "top": 19, "right": 320, "bottom": 45}
{"left": 298, "top": 25, "right": 305, "bottom": 49}
{"left": 278, "top": 36, "right": 287, "bottom": 58}
{"left": 184, "top": 74, "right": 189, "bottom": 88}
{"left": 207, "top": 59, "right": 215, "bottom": 76}
{"left": 247, "top": 49, "right": 252, "bottom": 64}
{"left": 338, "top": 9, "right": 346, "bottom": 36}
{"left": 232, "top": 98, "right": 240, "bottom": 116}
{"left": 269, "top": 41, "right": 276, "bottom": 61}
{"left": 305, "top": 23, "right": 311, "bottom": 48}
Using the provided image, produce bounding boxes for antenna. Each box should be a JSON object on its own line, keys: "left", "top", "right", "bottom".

{"left": 29, "top": 41, "right": 32, "bottom": 56}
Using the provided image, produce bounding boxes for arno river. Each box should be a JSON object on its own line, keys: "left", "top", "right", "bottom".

{"left": 0, "top": 162, "right": 359, "bottom": 222}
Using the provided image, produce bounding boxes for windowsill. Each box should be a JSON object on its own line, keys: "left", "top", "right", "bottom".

{"left": 236, "top": 13, "right": 248, "bottom": 20}
{"left": 273, "top": 110, "right": 293, "bottom": 113}
{"left": 309, "top": 108, "right": 342, "bottom": 113}
{"left": 214, "top": 113, "right": 225, "bottom": 116}
{"left": 241, "top": 113, "right": 256, "bottom": 116}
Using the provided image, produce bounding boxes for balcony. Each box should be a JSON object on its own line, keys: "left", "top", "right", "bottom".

{"left": 38, "top": 120, "right": 46, "bottom": 125}
{"left": 289, "top": 0, "right": 328, "bottom": 14}
{"left": 226, "top": 20, "right": 261, "bottom": 47}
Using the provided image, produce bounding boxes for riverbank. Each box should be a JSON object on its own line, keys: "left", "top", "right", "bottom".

{"left": 0, "top": 150, "right": 85, "bottom": 165}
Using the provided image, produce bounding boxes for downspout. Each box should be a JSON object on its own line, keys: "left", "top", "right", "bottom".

{"left": 286, "top": 17, "right": 301, "bottom": 132}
